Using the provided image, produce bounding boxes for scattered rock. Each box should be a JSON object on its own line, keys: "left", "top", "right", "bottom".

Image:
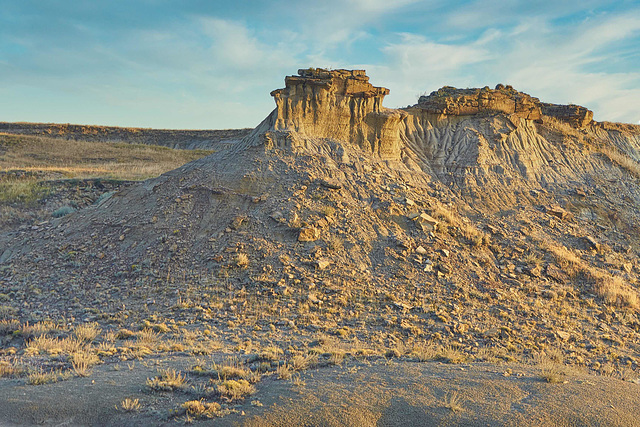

{"left": 298, "top": 226, "right": 321, "bottom": 242}
{"left": 319, "top": 178, "right": 342, "bottom": 190}
{"left": 414, "top": 213, "right": 439, "bottom": 232}
{"left": 545, "top": 264, "right": 569, "bottom": 284}
{"left": 547, "top": 206, "right": 570, "bottom": 220}
{"left": 316, "top": 259, "right": 331, "bottom": 270}
{"left": 583, "top": 236, "right": 600, "bottom": 251}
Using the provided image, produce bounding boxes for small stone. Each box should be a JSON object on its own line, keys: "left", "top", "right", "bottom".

{"left": 525, "top": 265, "right": 543, "bottom": 277}
{"left": 439, "top": 248, "right": 450, "bottom": 257}
{"left": 437, "top": 264, "right": 451, "bottom": 274}
{"left": 298, "top": 226, "right": 321, "bottom": 242}
{"left": 583, "top": 236, "right": 600, "bottom": 251}
{"left": 319, "top": 178, "right": 342, "bottom": 190}
{"left": 557, "top": 330, "right": 571, "bottom": 340}
{"left": 270, "top": 211, "right": 285, "bottom": 223}
{"left": 316, "top": 259, "right": 331, "bottom": 270}
{"left": 405, "top": 198, "right": 415, "bottom": 206}
{"left": 119, "top": 234, "right": 125, "bottom": 241}
{"left": 416, "top": 246, "right": 427, "bottom": 255}
{"left": 230, "top": 216, "right": 246, "bottom": 230}
{"left": 547, "top": 206, "right": 570, "bottom": 220}
{"left": 414, "top": 213, "right": 439, "bottom": 232}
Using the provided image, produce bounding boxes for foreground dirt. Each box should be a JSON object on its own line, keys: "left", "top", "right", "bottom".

{"left": 0, "top": 357, "right": 637, "bottom": 426}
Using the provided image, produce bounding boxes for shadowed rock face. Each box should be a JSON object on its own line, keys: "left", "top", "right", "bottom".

{"left": 269, "top": 68, "right": 406, "bottom": 160}
{"left": 541, "top": 103, "right": 594, "bottom": 129}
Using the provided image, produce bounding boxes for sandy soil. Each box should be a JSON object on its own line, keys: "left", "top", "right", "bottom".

{"left": 0, "top": 357, "right": 638, "bottom": 426}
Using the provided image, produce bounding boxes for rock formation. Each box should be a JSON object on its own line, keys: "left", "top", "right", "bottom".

{"left": 416, "top": 84, "right": 543, "bottom": 122}
{"left": 540, "top": 102, "right": 594, "bottom": 128}
{"left": 269, "top": 68, "right": 406, "bottom": 160}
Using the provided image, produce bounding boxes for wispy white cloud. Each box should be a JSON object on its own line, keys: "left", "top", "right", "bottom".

{"left": 1, "top": 0, "right": 638, "bottom": 127}
{"left": 361, "top": 7, "right": 640, "bottom": 124}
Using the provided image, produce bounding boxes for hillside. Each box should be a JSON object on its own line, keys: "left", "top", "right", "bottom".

{"left": 0, "top": 69, "right": 639, "bottom": 425}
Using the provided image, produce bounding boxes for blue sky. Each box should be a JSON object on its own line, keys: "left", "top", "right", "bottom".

{"left": 1, "top": 0, "right": 639, "bottom": 129}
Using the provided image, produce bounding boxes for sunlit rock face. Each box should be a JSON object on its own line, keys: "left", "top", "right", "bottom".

{"left": 270, "top": 68, "right": 406, "bottom": 160}
{"left": 415, "top": 85, "right": 544, "bottom": 122}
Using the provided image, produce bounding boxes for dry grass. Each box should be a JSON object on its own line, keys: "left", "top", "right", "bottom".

{"left": 74, "top": 322, "right": 101, "bottom": 342}
{"left": 0, "top": 179, "right": 48, "bottom": 204}
{"left": 191, "top": 358, "right": 259, "bottom": 383}
{"left": 411, "top": 342, "right": 439, "bottom": 362}
{"left": 544, "top": 243, "right": 583, "bottom": 276}
{"left": 216, "top": 379, "right": 256, "bottom": 401}
{"left": 290, "top": 353, "right": 318, "bottom": 371}
{"left": 27, "top": 368, "right": 72, "bottom": 385}
{"left": 600, "top": 146, "right": 640, "bottom": 179}
{"left": 444, "top": 391, "right": 464, "bottom": 412}
{"left": 276, "top": 364, "right": 293, "bottom": 380}
{"left": 182, "top": 400, "right": 222, "bottom": 419}
{"left": 438, "top": 345, "right": 468, "bottom": 364}
{"left": 536, "top": 351, "right": 567, "bottom": 384}
{"left": 19, "top": 321, "right": 60, "bottom": 337}
{"left": 25, "top": 335, "right": 86, "bottom": 356}
{"left": 146, "top": 368, "right": 188, "bottom": 391}
{"left": 540, "top": 239, "right": 639, "bottom": 308}
{"left": 0, "top": 133, "right": 212, "bottom": 181}
{"left": 70, "top": 351, "right": 101, "bottom": 377}
{"left": 0, "top": 360, "right": 26, "bottom": 378}
{"left": 117, "top": 398, "right": 141, "bottom": 412}
{"left": 593, "top": 275, "right": 639, "bottom": 309}
{"left": 0, "top": 319, "right": 20, "bottom": 335}
{"left": 235, "top": 253, "right": 250, "bottom": 268}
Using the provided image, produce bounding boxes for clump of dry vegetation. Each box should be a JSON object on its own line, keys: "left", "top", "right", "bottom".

{"left": 117, "top": 398, "right": 141, "bottom": 412}
{"left": 181, "top": 399, "right": 222, "bottom": 419}
{"left": 444, "top": 391, "right": 464, "bottom": 412}
{"left": 599, "top": 145, "right": 640, "bottom": 179}
{"left": 146, "top": 368, "right": 188, "bottom": 391}
{"left": 216, "top": 379, "right": 256, "bottom": 401}
{"left": 27, "top": 368, "right": 72, "bottom": 385}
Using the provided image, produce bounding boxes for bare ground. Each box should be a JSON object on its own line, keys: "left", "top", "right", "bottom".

{"left": 0, "top": 357, "right": 638, "bottom": 426}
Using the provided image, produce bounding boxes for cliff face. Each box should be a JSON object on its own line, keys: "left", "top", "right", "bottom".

{"left": 260, "top": 69, "right": 640, "bottom": 210}
{"left": 416, "top": 85, "right": 543, "bottom": 122}
{"left": 540, "top": 103, "right": 594, "bottom": 129}
{"left": 269, "top": 68, "right": 406, "bottom": 160}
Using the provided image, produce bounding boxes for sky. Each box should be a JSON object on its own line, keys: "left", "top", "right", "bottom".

{"left": 1, "top": 0, "right": 639, "bottom": 129}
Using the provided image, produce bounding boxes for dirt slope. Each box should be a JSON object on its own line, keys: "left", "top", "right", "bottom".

{"left": 0, "top": 68, "right": 639, "bottom": 425}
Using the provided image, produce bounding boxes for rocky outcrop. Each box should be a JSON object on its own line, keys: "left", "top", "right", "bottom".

{"left": 269, "top": 68, "right": 406, "bottom": 160}
{"left": 540, "top": 103, "right": 594, "bottom": 129}
{"left": 416, "top": 85, "right": 543, "bottom": 122}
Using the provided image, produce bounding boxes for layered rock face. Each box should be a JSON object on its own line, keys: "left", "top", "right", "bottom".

{"left": 269, "top": 68, "right": 406, "bottom": 160}
{"left": 541, "top": 103, "right": 594, "bottom": 128}
{"left": 416, "top": 85, "right": 543, "bottom": 122}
